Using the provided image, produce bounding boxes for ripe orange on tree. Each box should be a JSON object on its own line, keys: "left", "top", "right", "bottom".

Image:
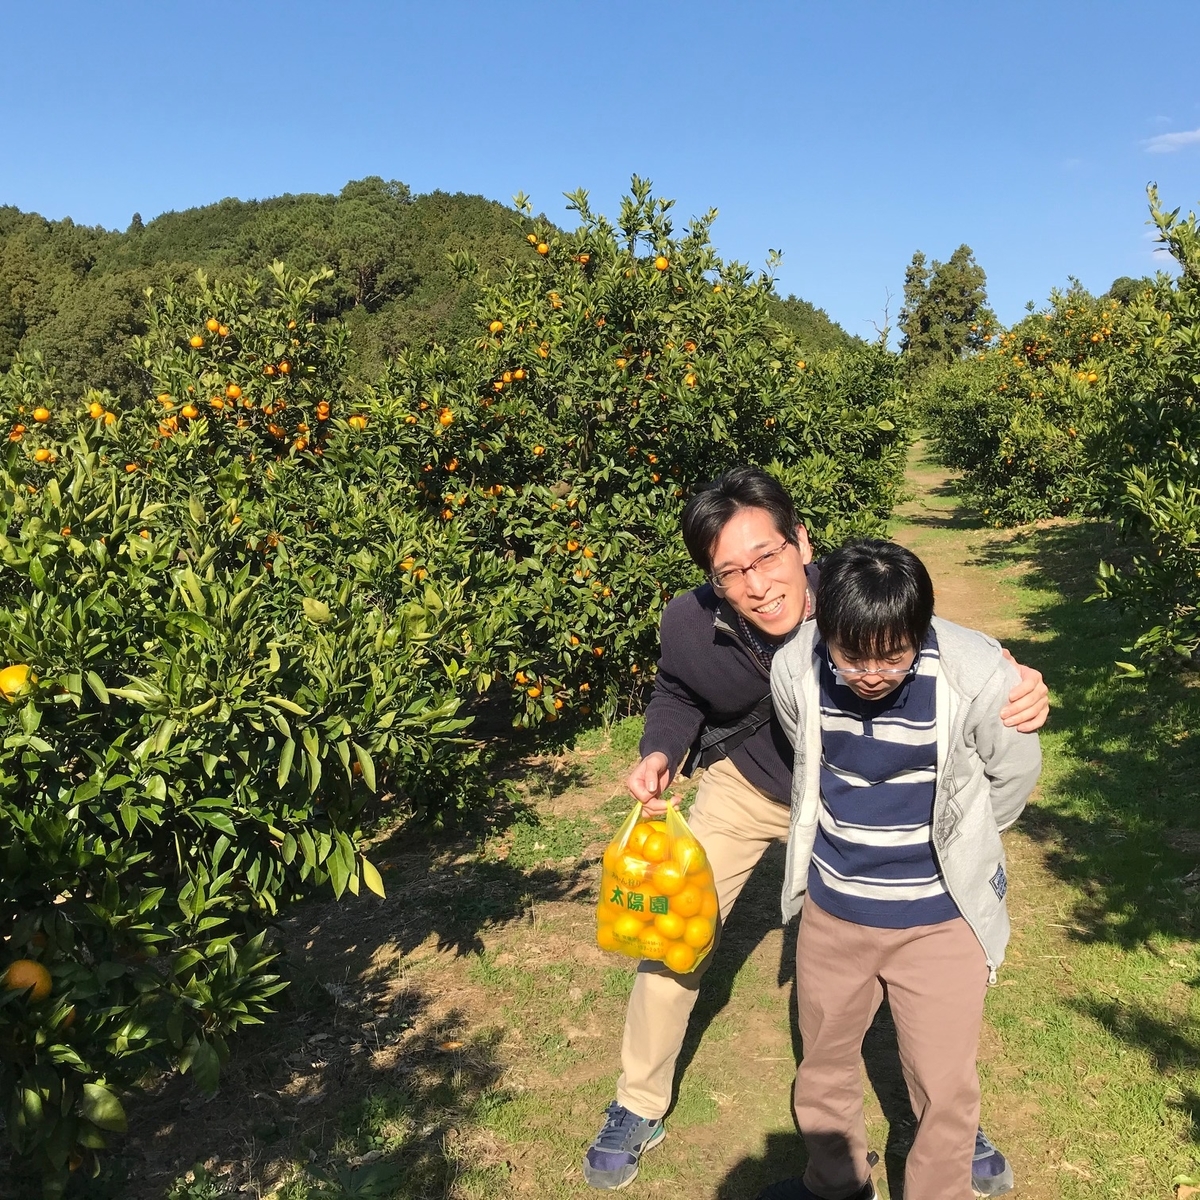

{"left": 2, "top": 959, "right": 51, "bottom": 1000}
{"left": 32, "top": 406, "right": 50, "bottom": 423}
{"left": 0, "top": 664, "right": 35, "bottom": 701}
{"left": 189, "top": 335, "right": 204, "bottom": 348}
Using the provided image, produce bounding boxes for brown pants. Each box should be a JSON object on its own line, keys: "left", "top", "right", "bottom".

{"left": 615, "top": 757, "right": 792, "bottom": 1120}
{"left": 795, "top": 901, "right": 989, "bottom": 1200}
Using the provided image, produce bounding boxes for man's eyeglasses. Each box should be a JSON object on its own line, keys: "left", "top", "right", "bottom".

{"left": 826, "top": 652, "right": 918, "bottom": 683}
{"left": 710, "top": 540, "right": 793, "bottom": 590}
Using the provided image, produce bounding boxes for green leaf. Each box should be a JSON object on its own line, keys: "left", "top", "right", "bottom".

{"left": 276, "top": 737, "right": 296, "bottom": 789}
{"left": 80, "top": 1083, "right": 127, "bottom": 1133}
{"left": 85, "top": 671, "right": 109, "bottom": 703}
{"left": 352, "top": 743, "right": 377, "bottom": 792}
{"left": 361, "top": 856, "right": 386, "bottom": 898}
{"left": 327, "top": 843, "right": 350, "bottom": 899}
{"left": 302, "top": 597, "right": 332, "bottom": 624}
{"left": 191, "top": 1041, "right": 221, "bottom": 1096}
{"left": 20, "top": 1086, "right": 44, "bottom": 1128}
{"left": 170, "top": 611, "right": 214, "bottom": 638}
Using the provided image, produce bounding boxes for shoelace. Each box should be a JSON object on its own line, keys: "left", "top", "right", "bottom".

{"left": 974, "top": 1128, "right": 999, "bottom": 1158}
{"left": 594, "top": 1103, "right": 641, "bottom": 1149}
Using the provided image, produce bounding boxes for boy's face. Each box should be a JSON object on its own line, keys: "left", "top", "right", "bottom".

{"left": 826, "top": 639, "right": 918, "bottom": 701}
{"left": 709, "top": 506, "right": 813, "bottom": 639}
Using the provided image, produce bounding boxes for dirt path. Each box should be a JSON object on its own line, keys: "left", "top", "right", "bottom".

{"left": 121, "top": 448, "right": 1194, "bottom": 1200}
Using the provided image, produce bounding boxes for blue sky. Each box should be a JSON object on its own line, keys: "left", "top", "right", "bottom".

{"left": 3, "top": 0, "right": 1199, "bottom": 340}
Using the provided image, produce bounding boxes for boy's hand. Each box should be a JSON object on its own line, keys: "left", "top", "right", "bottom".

{"left": 1000, "top": 650, "right": 1049, "bottom": 732}
{"left": 626, "top": 752, "right": 672, "bottom": 817}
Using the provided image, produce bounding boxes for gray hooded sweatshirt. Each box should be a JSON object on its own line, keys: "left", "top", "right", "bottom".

{"left": 769, "top": 615, "right": 1042, "bottom": 981}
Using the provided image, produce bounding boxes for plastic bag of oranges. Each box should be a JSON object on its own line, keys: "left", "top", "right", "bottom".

{"left": 596, "top": 802, "right": 719, "bottom": 974}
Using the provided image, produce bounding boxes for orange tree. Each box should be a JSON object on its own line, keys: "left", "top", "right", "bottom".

{"left": 921, "top": 284, "right": 1125, "bottom": 524}
{"left": 0, "top": 268, "right": 492, "bottom": 1194}
{"left": 0, "top": 182, "right": 910, "bottom": 1190}
{"left": 348, "top": 177, "right": 911, "bottom": 727}
{"left": 1093, "top": 188, "right": 1200, "bottom": 664}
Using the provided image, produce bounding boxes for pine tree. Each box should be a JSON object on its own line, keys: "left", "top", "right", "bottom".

{"left": 898, "top": 244, "right": 993, "bottom": 374}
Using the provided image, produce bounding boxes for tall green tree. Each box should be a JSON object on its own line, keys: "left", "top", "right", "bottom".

{"left": 0, "top": 284, "right": 21, "bottom": 371}
{"left": 899, "top": 244, "right": 993, "bottom": 373}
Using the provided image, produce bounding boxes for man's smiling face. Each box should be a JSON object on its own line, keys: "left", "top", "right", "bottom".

{"left": 709, "top": 506, "right": 813, "bottom": 639}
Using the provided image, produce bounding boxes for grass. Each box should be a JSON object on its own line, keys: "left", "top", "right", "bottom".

{"left": 68, "top": 448, "right": 1200, "bottom": 1199}
{"left": 891, "top": 445, "right": 1200, "bottom": 1197}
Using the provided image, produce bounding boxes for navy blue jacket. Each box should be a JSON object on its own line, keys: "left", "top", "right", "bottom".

{"left": 638, "top": 565, "right": 819, "bottom": 804}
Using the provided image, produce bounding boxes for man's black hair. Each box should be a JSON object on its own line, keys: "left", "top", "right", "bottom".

{"left": 815, "top": 539, "right": 935, "bottom": 658}
{"left": 681, "top": 466, "right": 799, "bottom": 574}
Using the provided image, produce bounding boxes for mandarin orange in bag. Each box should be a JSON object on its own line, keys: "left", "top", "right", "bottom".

{"left": 596, "top": 802, "right": 718, "bottom": 972}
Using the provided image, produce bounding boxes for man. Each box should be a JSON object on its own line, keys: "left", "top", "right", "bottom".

{"left": 582, "top": 467, "right": 1048, "bottom": 1195}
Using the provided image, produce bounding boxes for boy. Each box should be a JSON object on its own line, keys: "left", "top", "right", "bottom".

{"left": 769, "top": 539, "right": 1041, "bottom": 1200}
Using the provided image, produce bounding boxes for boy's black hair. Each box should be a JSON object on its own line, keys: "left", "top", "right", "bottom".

{"left": 815, "top": 538, "right": 935, "bottom": 658}
{"left": 681, "top": 466, "right": 799, "bottom": 573}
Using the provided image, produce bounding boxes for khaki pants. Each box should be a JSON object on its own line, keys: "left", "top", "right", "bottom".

{"left": 794, "top": 901, "right": 989, "bottom": 1200}
{"left": 615, "top": 757, "right": 792, "bottom": 1120}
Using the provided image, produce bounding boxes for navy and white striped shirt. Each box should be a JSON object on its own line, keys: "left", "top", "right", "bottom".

{"left": 808, "top": 629, "right": 960, "bottom": 929}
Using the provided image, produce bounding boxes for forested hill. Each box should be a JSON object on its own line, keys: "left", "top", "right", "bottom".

{"left": 0, "top": 176, "right": 857, "bottom": 397}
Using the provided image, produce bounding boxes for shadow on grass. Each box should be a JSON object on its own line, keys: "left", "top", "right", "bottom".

{"left": 682, "top": 846, "right": 917, "bottom": 1199}
{"left": 1072, "top": 996, "right": 1200, "bottom": 1139}
{"left": 967, "top": 519, "right": 1200, "bottom": 950}
{"left": 42, "top": 747, "right": 618, "bottom": 1198}
{"left": 964, "top": 517, "right": 1200, "bottom": 1159}
{"left": 73, "top": 818, "right": 594, "bottom": 1198}
{"left": 717, "top": 515, "right": 1200, "bottom": 1198}
{"left": 899, "top": 479, "right": 986, "bottom": 532}
{"left": 112, "top": 988, "right": 509, "bottom": 1200}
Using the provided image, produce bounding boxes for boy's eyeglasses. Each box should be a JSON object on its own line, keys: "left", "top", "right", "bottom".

{"left": 826, "top": 652, "right": 918, "bottom": 683}
{"left": 710, "top": 540, "right": 793, "bottom": 590}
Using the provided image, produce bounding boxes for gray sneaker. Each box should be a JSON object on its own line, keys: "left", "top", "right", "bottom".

{"left": 972, "top": 1127, "right": 1014, "bottom": 1196}
{"left": 582, "top": 1101, "right": 666, "bottom": 1189}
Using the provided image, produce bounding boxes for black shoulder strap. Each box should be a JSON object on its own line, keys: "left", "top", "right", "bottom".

{"left": 684, "top": 693, "right": 775, "bottom": 774}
